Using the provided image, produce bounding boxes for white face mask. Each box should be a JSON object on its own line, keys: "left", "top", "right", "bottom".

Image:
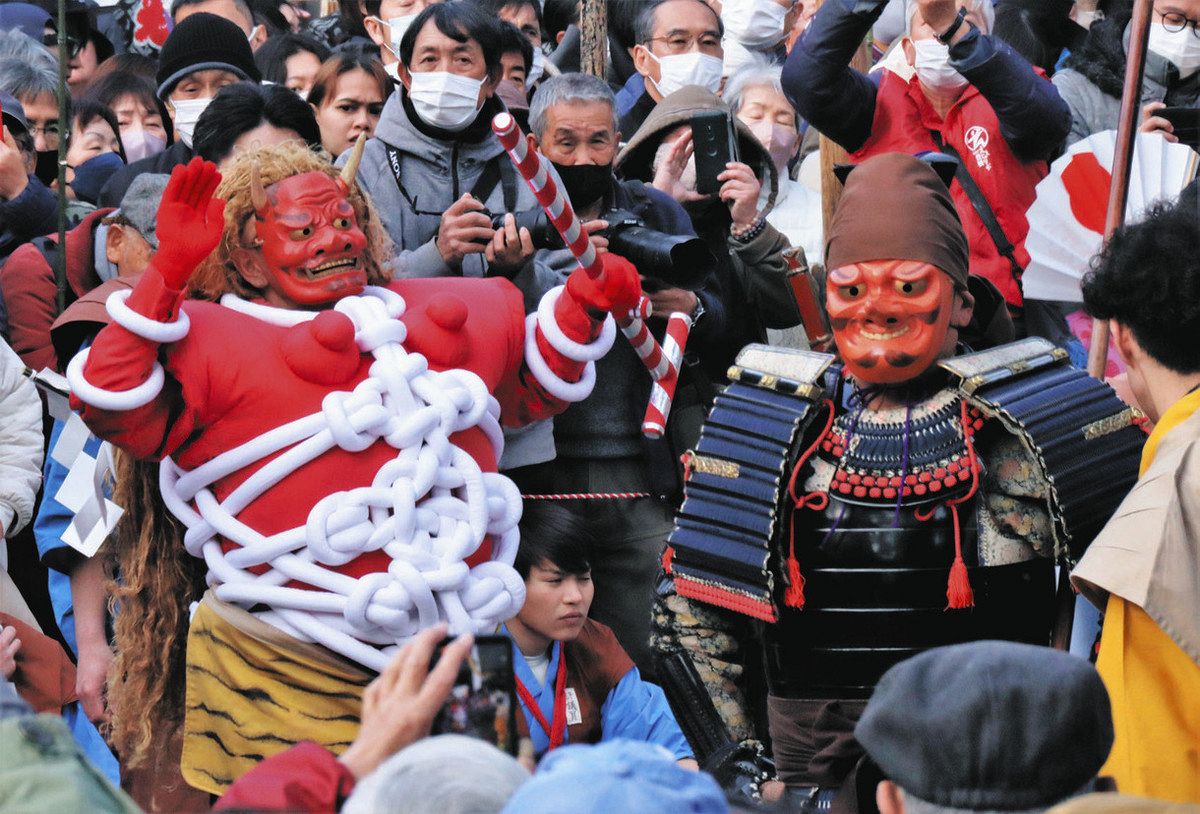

{"left": 248, "top": 24, "right": 262, "bottom": 43}
{"left": 526, "top": 48, "right": 546, "bottom": 90}
{"left": 384, "top": 60, "right": 401, "bottom": 83}
{"left": 170, "top": 96, "right": 213, "bottom": 148}
{"left": 373, "top": 14, "right": 418, "bottom": 53}
{"left": 1073, "top": 8, "right": 1104, "bottom": 29}
{"left": 647, "top": 51, "right": 724, "bottom": 97}
{"left": 722, "top": 0, "right": 789, "bottom": 49}
{"left": 1148, "top": 22, "right": 1200, "bottom": 79}
{"left": 746, "top": 119, "right": 799, "bottom": 175}
{"left": 408, "top": 70, "right": 485, "bottom": 131}
{"left": 912, "top": 39, "right": 969, "bottom": 93}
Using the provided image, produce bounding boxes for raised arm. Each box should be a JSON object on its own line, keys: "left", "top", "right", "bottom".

{"left": 498, "top": 252, "right": 642, "bottom": 426}
{"left": 950, "top": 28, "right": 1071, "bottom": 161}
{"left": 67, "top": 158, "right": 226, "bottom": 460}
{"left": 781, "top": 0, "right": 889, "bottom": 153}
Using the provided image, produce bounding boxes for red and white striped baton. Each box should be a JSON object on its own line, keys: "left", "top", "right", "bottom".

{"left": 642, "top": 311, "right": 692, "bottom": 439}
{"left": 492, "top": 112, "right": 693, "bottom": 433}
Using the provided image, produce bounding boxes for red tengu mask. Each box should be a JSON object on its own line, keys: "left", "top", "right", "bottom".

{"left": 827, "top": 259, "right": 954, "bottom": 386}
{"left": 253, "top": 171, "right": 369, "bottom": 307}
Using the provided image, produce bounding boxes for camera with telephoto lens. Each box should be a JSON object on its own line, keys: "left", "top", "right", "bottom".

{"left": 489, "top": 208, "right": 715, "bottom": 291}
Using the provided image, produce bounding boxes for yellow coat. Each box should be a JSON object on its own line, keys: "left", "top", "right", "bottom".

{"left": 1073, "top": 389, "right": 1200, "bottom": 803}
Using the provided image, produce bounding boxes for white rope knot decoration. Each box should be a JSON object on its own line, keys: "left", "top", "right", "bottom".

{"left": 146, "top": 285, "right": 527, "bottom": 672}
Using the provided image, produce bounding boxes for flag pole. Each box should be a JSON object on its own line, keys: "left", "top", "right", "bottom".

{"left": 54, "top": 0, "right": 69, "bottom": 313}
{"left": 1085, "top": 0, "right": 1154, "bottom": 380}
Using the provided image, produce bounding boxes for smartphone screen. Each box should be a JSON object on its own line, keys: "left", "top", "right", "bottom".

{"left": 1159, "top": 107, "right": 1200, "bottom": 151}
{"left": 430, "top": 635, "right": 521, "bottom": 756}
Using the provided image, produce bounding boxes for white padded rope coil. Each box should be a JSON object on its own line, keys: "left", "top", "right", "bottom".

{"left": 65, "top": 289, "right": 192, "bottom": 411}
{"left": 149, "top": 286, "right": 604, "bottom": 672}
{"left": 523, "top": 285, "right": 612, "bottom": 402}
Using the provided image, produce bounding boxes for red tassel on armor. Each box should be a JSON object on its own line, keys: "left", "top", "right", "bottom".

{"left": 784, "top": 540, "right": 806, "bottom": 609}
{"left": 944, "top": 497, "right": 975, "bottom": 609}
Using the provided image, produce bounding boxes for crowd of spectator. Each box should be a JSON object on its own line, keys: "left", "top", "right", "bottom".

{"left": 0, "top": 0, "right": 1197, "bottom": 811}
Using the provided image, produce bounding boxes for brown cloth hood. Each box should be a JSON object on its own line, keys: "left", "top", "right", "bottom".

{"left": 825, "top": 152, "right": 969, "bottom": 289}
{"left": 614, "top": 85, "right": 779, "bottom": 214}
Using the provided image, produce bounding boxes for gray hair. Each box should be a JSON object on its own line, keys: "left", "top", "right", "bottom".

{"left": 341, "top": 735, "right": 530, "bottom": 814}
{"left": 723, "top": 55, "right": 792, "bottom": 119}
{"left": 529, "top": 72, "right": 617, "bottom": 140}
{"left": 905, "top": 0, "right": 994, "bottom": 35}
{"left": 0, "top": 58, "right": 61, "bottom": 105}
{"left": 0, "top": 30, "right": 55, "bottom": 72}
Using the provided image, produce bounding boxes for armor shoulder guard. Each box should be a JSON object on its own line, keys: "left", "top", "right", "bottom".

{"left": 939, "top": 338, "right": 1146, "bottom": 560}
{"left": 669, "top": 344, "right": 836, "bottom": 622}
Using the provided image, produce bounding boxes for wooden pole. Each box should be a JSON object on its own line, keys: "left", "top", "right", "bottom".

{"left": 579, "top": 0, "right": 608, "bottom": 79}
{"left": 1086, "top": 0, "right": 1154, "bottom": 380}
{"left": 819, "top": 38, "right": 872, "bottom": 237}
{"left": 54, "top": 0, "right": 68, "bottom": 314}
{"left": 1053, "top": 0, "right": 1155, "bottom": 653}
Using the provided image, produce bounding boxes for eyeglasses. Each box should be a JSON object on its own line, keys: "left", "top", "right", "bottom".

{"left": 643, "top": 32, "right": 723, "bottom": 56}
{"left": 1160, "top": 9, "right": 1200, "bottom": 37}
{"left": 28, "top": 123, "right": 60, "bottom": 141}
{"left": 41, "top": 31, "right": 85, "bottom": 58}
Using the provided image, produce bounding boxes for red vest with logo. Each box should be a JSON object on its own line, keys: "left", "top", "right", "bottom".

{"left": 850, "top": 70, "right": 1050, "bottom": 307}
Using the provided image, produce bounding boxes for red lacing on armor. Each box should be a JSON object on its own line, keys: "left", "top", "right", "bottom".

{"left": 913, "top": 399, "right": 982, "bottom": 610}
{"left": 675, "top": 576, "right": 779, "bottom": 623}
{"left": 782, "top": 399, "right": 835, "bottom": 610}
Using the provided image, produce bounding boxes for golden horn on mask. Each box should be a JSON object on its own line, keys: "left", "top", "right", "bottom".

{"left": 250, "top": 161, "right": 268, "bottom": 215}
{"left": 339, "top": 132, "right": 367, "bottom": 190}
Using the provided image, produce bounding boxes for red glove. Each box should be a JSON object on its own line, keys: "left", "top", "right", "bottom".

{"left": 153, "top": 157, "right": 226, "bottom": 290}
{"left": 565, "top": 253, "right": 642, "bottom": 317}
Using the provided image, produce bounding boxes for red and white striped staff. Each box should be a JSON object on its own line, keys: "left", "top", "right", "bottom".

{"left": 643, "top": 312, "right": 692, "bottom": 439}
{"left": 492, "top": 112, "right": 685, "bottom": 390}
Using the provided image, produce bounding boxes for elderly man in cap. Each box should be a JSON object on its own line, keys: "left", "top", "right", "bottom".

{"left": 655, "top": 152, "right": 1142, "bottom": 801}
{"left": 857, "top": 641, "right": 1114, "bottom": 814}
{"left": 0, "top": 89, "right": 55, "bottom": 262}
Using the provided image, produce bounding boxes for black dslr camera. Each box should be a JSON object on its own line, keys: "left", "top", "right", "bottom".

{"left": 489, "top": 209, "right": 715, "bottom": 291}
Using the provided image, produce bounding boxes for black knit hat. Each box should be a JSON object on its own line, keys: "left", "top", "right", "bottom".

{"left": 156, "top": 13, "right": 260, "bottom": 99}
{"left": 855, "top": 641, "right": 1114, "bottom": 812}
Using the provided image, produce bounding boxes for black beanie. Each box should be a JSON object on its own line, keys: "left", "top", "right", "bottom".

{"left": 156, "top": 13, "right": 260, "bottom": 99}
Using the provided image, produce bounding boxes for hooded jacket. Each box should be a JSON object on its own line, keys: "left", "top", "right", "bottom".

{"left": 1054, "top": 12, "right": 1200, "bottom": 146}
{"left": 0, "top": 336, "right": 42, "bottom": 539}
{"left": 346, "top": 88, "right": 550, "bottom": 470}
{"left": 347, "top": 90, "right": 539, "bottom": 280}
{"left": 616, "top": 86, "right": 800, "bottom": 380}
{"left": 0, "top": 207, "right": 115, "bottom": 372}
{"left": 784, "top": 0, "right": 1070, "bottom": 308}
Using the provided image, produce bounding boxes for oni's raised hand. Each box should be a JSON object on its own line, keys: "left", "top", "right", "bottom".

{"left": 566, "top": 252, "right": 643, "bottom": 322}
{"left": 155, "top": 157, "right": 226, "bottom": 290}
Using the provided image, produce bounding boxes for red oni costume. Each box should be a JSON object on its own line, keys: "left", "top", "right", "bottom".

{"left": 66, "top": 157, "right": 638, "bottom": 674}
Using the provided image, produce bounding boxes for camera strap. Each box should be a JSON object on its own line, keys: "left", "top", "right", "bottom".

{"left": 383, "top": 142, "right": 519, "bottom": 213}
{"left": 929, "top": 132, "right": 1024, "bottom": 284}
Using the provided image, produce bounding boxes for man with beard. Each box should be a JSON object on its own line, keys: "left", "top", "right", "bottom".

{"left": 512, "top": 73, "right": 727, "bottom": 677}
{"left": 653, "top": 152, "right": 1143, "bottom": 804}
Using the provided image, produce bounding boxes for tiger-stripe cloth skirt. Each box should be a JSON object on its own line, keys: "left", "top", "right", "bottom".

{"left": 180, "top": 592, "right": 373, "bottom": 794}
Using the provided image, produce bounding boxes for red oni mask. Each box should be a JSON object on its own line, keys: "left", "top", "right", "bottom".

{"left": 827, "top": 259, "right": 954, "bottom": 385}
{"left": 255, "top": 171, "right": 369, "bottom": 307}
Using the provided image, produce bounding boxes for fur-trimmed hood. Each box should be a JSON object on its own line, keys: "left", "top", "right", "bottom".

{"left": 614, "top": 85, "right": 780, "bottom": 215}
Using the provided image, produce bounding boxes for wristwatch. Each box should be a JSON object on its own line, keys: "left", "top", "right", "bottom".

{"left": 936, "top": 6, "right": 969, "bottom": 44}
{"left": 689, "top": 295, "right": 706, "bottom": 327}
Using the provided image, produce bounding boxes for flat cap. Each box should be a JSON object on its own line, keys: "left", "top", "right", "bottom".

{"left": 855, "top": 641, "right": 1113, "bottom": 811}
